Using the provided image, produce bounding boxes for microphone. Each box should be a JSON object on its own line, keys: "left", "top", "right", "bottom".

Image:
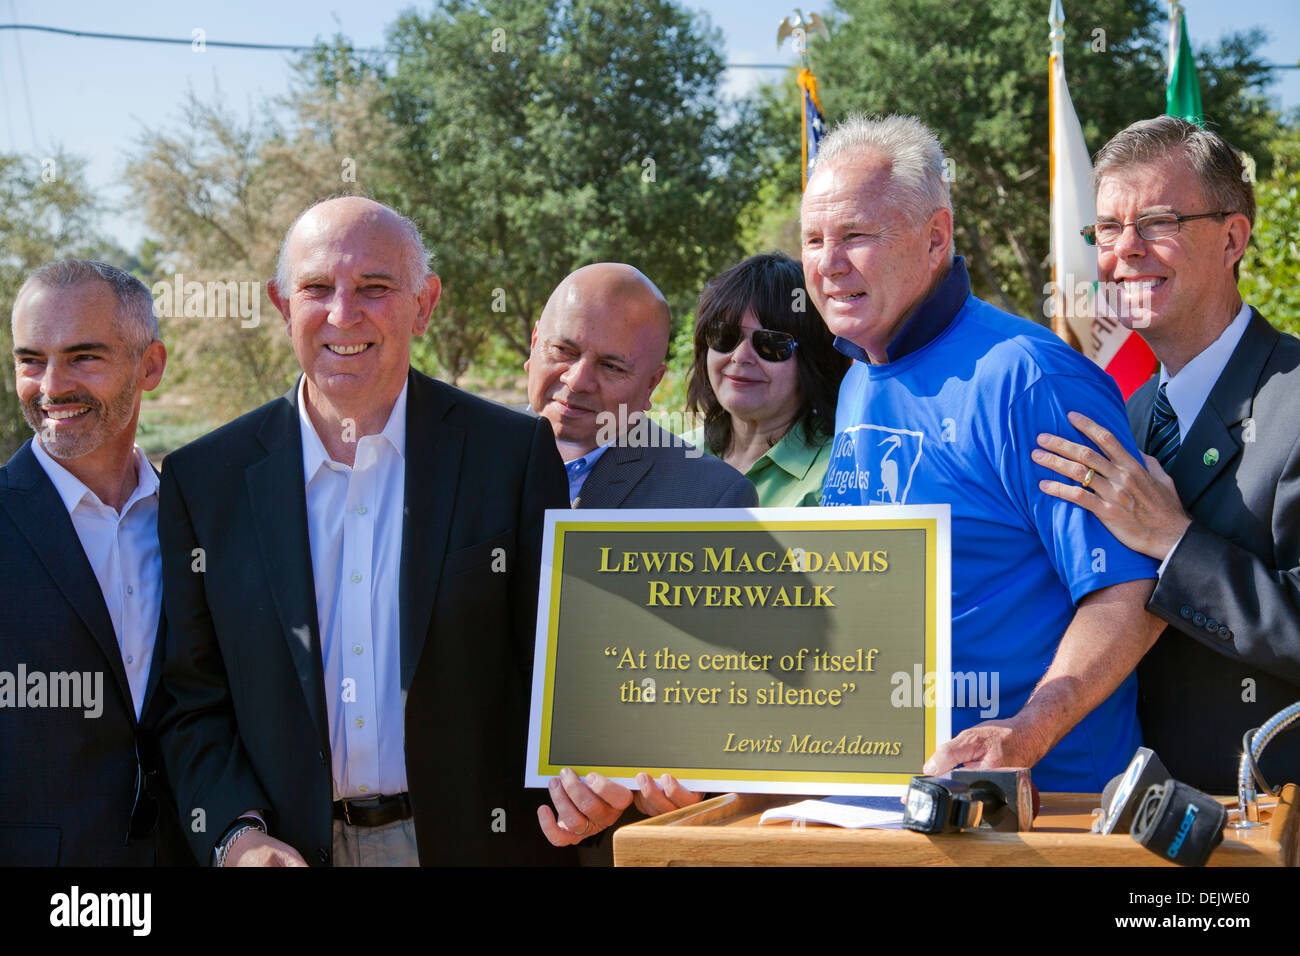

{"left": 903, "top": 768, "right": 1036, "bottom": 834}
{"left": 1130, "top": 779, "right": 1227, "bottom": 867}
{"left": 1096, "top": 746, "right": 1171, "bottom": 835}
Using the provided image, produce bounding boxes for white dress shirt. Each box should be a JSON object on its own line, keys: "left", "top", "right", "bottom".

{"left": 31, "top": 439, "right": 161, "bottom": 719}
{"left": 298, "top": 377, "right": 409, "bottom": 801}
{"left": 1154, "top": 302, "right": 1251, "bottom": 574}
{"left": 1160, "top": 302, "right": 1252, "bottom": 444}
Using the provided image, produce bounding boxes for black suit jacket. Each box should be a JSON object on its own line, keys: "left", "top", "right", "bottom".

{"left": 1129, "top": 309, "right": 1300, "bottom": 793}
{"left": 158, "top": 369, "right": 572, "bottom": 865}
{"left": 0, "top": 441, "right": 193, "bottom": 865}
{"left": 575, "top": 422, "right": 757, "bottom": 509}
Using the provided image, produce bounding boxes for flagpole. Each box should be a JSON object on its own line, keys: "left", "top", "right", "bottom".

{"left": 778, "top": 9, "right": 829, "bottom": 189}
{"left": 1047, "top": 0, "right": 1158, "bottom": 397}
{"left": 1167, "top": 1, "right": 1204, "bottom": 125}
{"left": 1047, "top": 0, "right": 1080, "bottom": 348}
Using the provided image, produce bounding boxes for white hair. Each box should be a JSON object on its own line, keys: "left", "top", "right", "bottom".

{"left": 16, "top": 259, "right": 159, "bottom": 355}
{"left": 815, "top": 114, "right": 955, "bottom": 253}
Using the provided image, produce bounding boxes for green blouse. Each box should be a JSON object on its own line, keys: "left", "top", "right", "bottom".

{"left": 684, "top": 420, "right": 832, "bottom": 508}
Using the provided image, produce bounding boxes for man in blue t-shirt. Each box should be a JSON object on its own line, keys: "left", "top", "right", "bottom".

{"left": 802, "top": 115, "right": 1165, "bottom": 792}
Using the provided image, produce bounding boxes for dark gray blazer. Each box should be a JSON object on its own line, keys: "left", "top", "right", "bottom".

{"left": 574, "top": 422, "right": 757, "bottom": 509}
{"left": 0, "top": 441, "right": 193, "bottom": 865}
{"left": 1129, "top": 309, "right": 1300, "bottom": 794}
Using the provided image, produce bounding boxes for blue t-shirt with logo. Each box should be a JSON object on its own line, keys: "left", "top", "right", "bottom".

{"left": 823, "top": 281, "right": 1157, "bottom": 792}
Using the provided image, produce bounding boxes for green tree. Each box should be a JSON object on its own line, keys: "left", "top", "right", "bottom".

{"left": 736, "top": 75, "right": 805, "bottom": 257}
{"left": 122, "top": 62, "right": 402, "bottom": 423}
{"left": 376, "top": 0, "right": 765, "bottom": 376}
{"left": 747, "top": 0, "right": 1277, "bottom": 318}
{"left": 0, "top": 152, "right": 105, "bottom": 460}
{"left": 1240, "top": 121, "right": 1300, "bottom": 340}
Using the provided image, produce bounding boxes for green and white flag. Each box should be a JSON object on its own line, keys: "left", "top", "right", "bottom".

{"left": 1167, "top": 2, "right": 1204, "bottom": 126}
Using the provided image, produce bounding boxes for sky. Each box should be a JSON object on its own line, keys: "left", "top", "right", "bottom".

{"left": 2, "top": 1, "right": 1297, "bottom": 249}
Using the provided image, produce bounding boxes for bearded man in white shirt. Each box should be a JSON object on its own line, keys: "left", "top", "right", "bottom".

{"left": 1, "top": 259, "right": 192, "bottom": 865}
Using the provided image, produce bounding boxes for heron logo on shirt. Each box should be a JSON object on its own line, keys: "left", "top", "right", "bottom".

{"left": 823, "top": 424, "right": 925, "bottom": 506}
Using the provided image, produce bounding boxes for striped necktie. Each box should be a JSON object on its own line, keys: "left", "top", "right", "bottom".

{"left": 1146, "top": 383, "right": 1180, "bottom": 469}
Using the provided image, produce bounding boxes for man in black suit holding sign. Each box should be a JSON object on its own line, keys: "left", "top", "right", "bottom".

{"left": 158, "top": 197, "right": 573, "bottom": 865}
{"left": 525, "top": 262, "right": 753, "bottom": 846}
{"left": 1034, "top": 117, "right": 1300, "bottom": 793}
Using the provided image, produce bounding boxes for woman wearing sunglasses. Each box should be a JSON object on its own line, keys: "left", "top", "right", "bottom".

{"left": 685, "top": 253, "right": 847, "bottom": 507}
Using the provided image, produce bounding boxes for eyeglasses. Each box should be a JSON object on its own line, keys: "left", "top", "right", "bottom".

{"left": 704, "top": 323, "right": 798, "bottom": 362}
{"left": 1080, "top": 211, "right": 1231, "bottom": 247}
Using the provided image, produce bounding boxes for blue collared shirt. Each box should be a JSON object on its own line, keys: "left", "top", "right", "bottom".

{"left": 564, "top": 445, "right": 611, "bottom": 504}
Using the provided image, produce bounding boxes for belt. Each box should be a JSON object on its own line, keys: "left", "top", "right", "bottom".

{"left": 332, "top": 793, "right": 413, "bottom": 828}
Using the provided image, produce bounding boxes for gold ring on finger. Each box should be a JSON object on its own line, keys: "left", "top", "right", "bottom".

{"left": 1081, "top": 467, "right": 1096, "bottom": 490}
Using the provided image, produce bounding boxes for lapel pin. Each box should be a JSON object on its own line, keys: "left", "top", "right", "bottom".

{"left": 1203, "top": 448, "right": 1219, "bottom": 466}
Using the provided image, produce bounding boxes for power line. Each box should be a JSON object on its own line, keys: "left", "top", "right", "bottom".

{"left": 0, "top": 22, "right": 1295, "bottom": 71}
{"left": 0, "top": 24, "right": 801, "bottom": 69}
{"left": 0, "top": 22, "right": 341, "bottom": 53}
{"left": 6, "top": 5, "right": 39, "bottom": 151}
{"left": 0, "top": 30, "right": 16, "bottom": 150}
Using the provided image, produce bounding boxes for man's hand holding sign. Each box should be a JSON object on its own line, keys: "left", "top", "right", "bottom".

{"left": 537, "top": 770, "right": 700, "bottom": 846}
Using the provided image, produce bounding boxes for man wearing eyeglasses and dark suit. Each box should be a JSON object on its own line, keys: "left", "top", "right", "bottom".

{"left": 1035, "top": 116, "right": 1300, "bottom": 794}
{"left": 1, "top": 260, "right": 191, "bottom": 866}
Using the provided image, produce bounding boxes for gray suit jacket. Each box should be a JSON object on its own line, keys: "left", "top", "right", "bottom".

{"left": 574, "top": 421, "right": 757, "bottom": 509}
{"left": 1129, "top": 309, "right": 1300, "bottom": 793}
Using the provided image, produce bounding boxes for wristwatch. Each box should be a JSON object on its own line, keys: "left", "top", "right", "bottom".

{"left": 212, "top": 816, "right": 267, "bottom": 867}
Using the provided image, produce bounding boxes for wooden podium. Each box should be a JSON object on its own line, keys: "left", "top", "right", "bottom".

{"left": 614, "top": 786, "right": 1298, "bottom": 866}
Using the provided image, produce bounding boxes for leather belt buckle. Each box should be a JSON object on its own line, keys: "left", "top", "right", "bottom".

{"left": 332, "top": 792, "right": 412, "bottom": 828}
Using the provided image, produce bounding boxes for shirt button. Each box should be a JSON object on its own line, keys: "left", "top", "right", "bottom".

{"left": 352, "top": 644, "right": 363, "bottom": 655}
{"left": 357, "top": 505, "right": 367, "bottom": 515}
{"left": 126, "top": 655, "right": 134, "bottom": 665}
{"left": 126, "top": 585, "right": 134, "bottom": 595}
{"left": 1205, "top": 618, "right": 1219, "bottom": 633}
{"left": 355, "top": 717, "right": 364, "bottom": 728}
{"left": 351, "top": 572, "right": 362, "bottom": 583}
{"left": 1193, "top": 612, "right": 1207, "bottom": 627}
{"left": 1179, "top": 605, "right": 1194, "bottom": 620}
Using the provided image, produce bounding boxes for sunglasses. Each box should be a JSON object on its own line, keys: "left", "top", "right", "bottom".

{"left": 705, "top": 323, "right": 798, "bottom": 362}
